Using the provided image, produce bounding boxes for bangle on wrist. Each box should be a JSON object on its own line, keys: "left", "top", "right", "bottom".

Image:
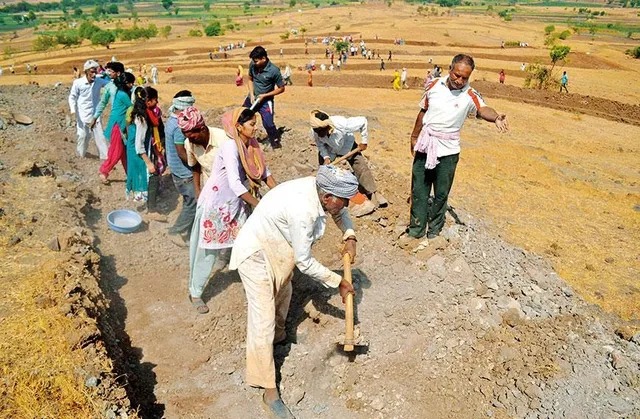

{"left": 345, "top": 236, "right": 357, "bottom": 242}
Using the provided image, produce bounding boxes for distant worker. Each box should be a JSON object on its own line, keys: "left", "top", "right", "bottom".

{"left": 236, "top": 65, "right": 244, "bottom": 87}
{"left": 401, "top": 67, "right": 409, "bottom": 89}
{"left": 404, "top": 54, "right": 509, "bottom": 243}
{"left": 243, "top": 46, "right": 285, "bottom": 149}
{"left": 499, "top": 69, "right": 505, "bottom": 84}
{"left": 150, "top": 64, "right": 159, "bottom": 85}
{"left": 560, "top": 71, "right": 569, "bottom": 93}
{"left": 282, "top": 64, "right": 292, "bottom": 86}
{"left": 307, "top": 69, "right": 313, "bottom": 87}
{"left": 392, "top": 70, "right": 401, "bottom": 91}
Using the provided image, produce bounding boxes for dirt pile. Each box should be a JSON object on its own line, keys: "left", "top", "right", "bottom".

{"left": 0, "top": 84, "right": 638, "bottom": 418}
{"left": 0, "top": 86, "right": 136, "bottom": 418}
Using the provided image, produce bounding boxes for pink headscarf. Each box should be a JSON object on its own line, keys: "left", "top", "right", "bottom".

{"left": 177, "top": 106, "right": 205, "bottom": 132}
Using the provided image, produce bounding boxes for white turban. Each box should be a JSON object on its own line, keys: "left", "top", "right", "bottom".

{"left": 83, "top": 60, "right": 99, "bottom": 71}
{"left": 168, "top": 95, "right": 196, "bottom": 114}
{"left": 316, "top": 165, "right": 359, "bottom": 199}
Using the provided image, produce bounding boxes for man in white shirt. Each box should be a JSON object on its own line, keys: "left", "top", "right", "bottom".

{"left": 405, "top": 54, "right": 509, "bottom": 242}
{"left": 310, "top": 110, "right": 387, "bottom": 208}
{"left": 401, "top": 67, "right": 409, "bottom": 89}
{"left": 68, "top": 60, "right": 110, "bottom": 159}
{"left": 229, "top": 165, "right": 358, "bottom": 418}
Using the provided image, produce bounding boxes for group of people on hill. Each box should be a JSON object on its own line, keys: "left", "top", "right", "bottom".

{"left": 69, "top": 47, "right": 510, "bottom": 417}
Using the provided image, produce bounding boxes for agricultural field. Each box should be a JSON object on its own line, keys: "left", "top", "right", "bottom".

{"left": 1, "top": 1, "right": 639, "bottom": 417}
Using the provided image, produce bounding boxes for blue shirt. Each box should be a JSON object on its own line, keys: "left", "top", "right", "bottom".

{"left": 165, "top": 115, "right": 193, "bottom": 179}
{"left": 249, "top": 60, "right": 284, "bottom": 97}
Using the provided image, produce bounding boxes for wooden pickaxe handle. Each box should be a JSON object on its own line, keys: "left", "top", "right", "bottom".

{"left": 343, "top": 253, "right": 355, "bottom": 351}
{"left": 330, "top": 147, "right": 360, "bottom": 166}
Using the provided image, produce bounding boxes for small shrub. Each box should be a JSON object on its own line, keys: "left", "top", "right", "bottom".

{"left": 188, "top": 28, "right": 203, "bottom": 37}
{"left": 558, "top": 30, "right": 571, "bottom": 40}
{"left": 625, "top": 46, "right": 640, "bottom": 58}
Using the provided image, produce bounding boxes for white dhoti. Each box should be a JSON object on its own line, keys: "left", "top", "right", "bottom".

{"left": 237, "top": 250, "right": 292, "bottom": 389}
{"left": 76, "top": 118, "right": 108, "bottom": 159}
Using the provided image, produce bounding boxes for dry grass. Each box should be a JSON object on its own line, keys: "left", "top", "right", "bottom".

{"left": 0, "top": 259, "right": 103, "bottom": 419}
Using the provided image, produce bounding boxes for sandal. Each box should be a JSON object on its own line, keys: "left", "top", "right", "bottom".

{"left": 262, "top": 393, "right": 295, "bottom": 419}
{"left": 189, "top": 296, "right": 209, "bottom": 314}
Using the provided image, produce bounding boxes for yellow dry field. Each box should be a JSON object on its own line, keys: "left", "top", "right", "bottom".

{"left": 1, "top": 3, "right": 639, "bottom": 322}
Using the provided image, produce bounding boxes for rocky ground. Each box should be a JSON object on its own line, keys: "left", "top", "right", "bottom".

{"left": 1, "top": 84, "right": 639, "bottom": 418}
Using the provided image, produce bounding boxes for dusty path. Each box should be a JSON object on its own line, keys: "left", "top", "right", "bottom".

{"left": 2, "top": 86, "right": 638, "bottom": 418}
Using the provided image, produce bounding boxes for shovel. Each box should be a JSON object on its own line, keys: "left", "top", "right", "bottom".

{"left": 337, "top": 253, "right": 368, "bottom": 354}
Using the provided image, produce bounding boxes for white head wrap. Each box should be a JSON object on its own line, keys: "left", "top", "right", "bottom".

{"left": 169, "top": 95, "right": 196, "bottom": 114}
{"left": 83, "top": 60, "right": 99, "bottom": 71}
{"left": 316, "top": 165, "right": 359, "bottom": 199}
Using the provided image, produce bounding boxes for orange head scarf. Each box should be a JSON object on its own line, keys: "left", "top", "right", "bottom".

{"left": 221, "top": 107, "right": 267, "bottom": 194}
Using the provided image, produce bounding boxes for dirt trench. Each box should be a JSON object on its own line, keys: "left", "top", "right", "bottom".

{"left": 0, "top": 85, "right": 639, "bottom": 418}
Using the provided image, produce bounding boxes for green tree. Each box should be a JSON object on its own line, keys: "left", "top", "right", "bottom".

{"left": 91, "top": 29, "right": 115, "bottom": 48}
{"left": 550, "top": 44, "right": 571, "bottom": 72}
{"left": 160, "top": 25, "right": 172, "bottom": 38}
{"left": 188, "top": 28, "right": 203, "bottom": 37}
{"left": 73, "top": 8, "right": 83, "bottom": 17}
{"left": 33, "top": 34, "right": 56, "bottom": 51}
{"left": 107, "top": 4, "right": 119, "bottom": 14}
{"left": 204, "top": 21, "right": 222, "bottom": 36}
{"left": 78, "top": 21, "right": 99, "bottom": 39}
{"left": 162, "top": 0, "right": 173, "bottom": 11}
{"left": 55, "top": 29, "right": 81, "bottom": 47}
{"left": 544, "top": 24, "right": 555, "bottom": 34}
{"left": 27, "top": 10, "right": 36, "bottom": 21}
{"left": 334, "top": 40, "right": 349, "bottom": 53}
{"left": 204, "top": 0, "right": 211, "bottom": 11}
{"left": 289, "top": 0, "right": 296, "bottom": 7}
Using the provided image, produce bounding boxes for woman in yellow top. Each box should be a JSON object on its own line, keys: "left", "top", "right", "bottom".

{"left": 392, "top": 69, "right": 401, "bottom": 91}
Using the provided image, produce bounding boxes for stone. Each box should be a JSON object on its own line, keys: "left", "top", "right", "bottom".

{"left": 429, "top": 236, "right": 448, "bottom": 250}
{"left": 426, "top": 255, "right": 446, "bottom": 278}
{"left": 468, "top": 297, "right": 486, "bottom": 312}
{"left": 312, "top": 404, "right": 329, "bottom": 414}
{"left": 85, "top": 376, "right": 99, "bottom": 387}
{"left": 370, "top": 398, "right": 385, "bottom": 411}
{"left": 47, "top": 236, "right": 60, "bottom": 251}
{"left": 502, "top": 308, "right": 524, "bottom": 327}
{"left": 485, "top": 278, "right": 499, "bottom": 291}
{"left": 497, "top": 347, "right": 518, "bottom": 363}
{"left": 615, "top": 326, "right": 639, "bottom": 341}
{"left": 476, "top": 283, "right": 490, "bottom": 297}
{"left": 523, "top": 384, "right": 542, "bottom": 400}
{"left": 378, "top": 217, "right": 388, "bottom": 227}
{"left": 561, "top": 287, "right": 574, "bottom": 297}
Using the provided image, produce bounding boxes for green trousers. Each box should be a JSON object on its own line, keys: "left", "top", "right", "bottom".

{"left": 407, "top": 152, "right": 459, "bottom": 238}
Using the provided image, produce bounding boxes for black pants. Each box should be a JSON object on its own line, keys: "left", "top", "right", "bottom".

{"left": 407, "top": 152, "right": 459, "bottom": 238}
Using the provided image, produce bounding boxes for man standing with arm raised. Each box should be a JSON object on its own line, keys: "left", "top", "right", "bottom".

{"left": 405, "top": 54, "right": 509, "bottom": 243}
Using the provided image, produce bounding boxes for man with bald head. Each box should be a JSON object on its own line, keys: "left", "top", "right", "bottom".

{"left": 405, "top": 54, "right": 509, "bottom": 242}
